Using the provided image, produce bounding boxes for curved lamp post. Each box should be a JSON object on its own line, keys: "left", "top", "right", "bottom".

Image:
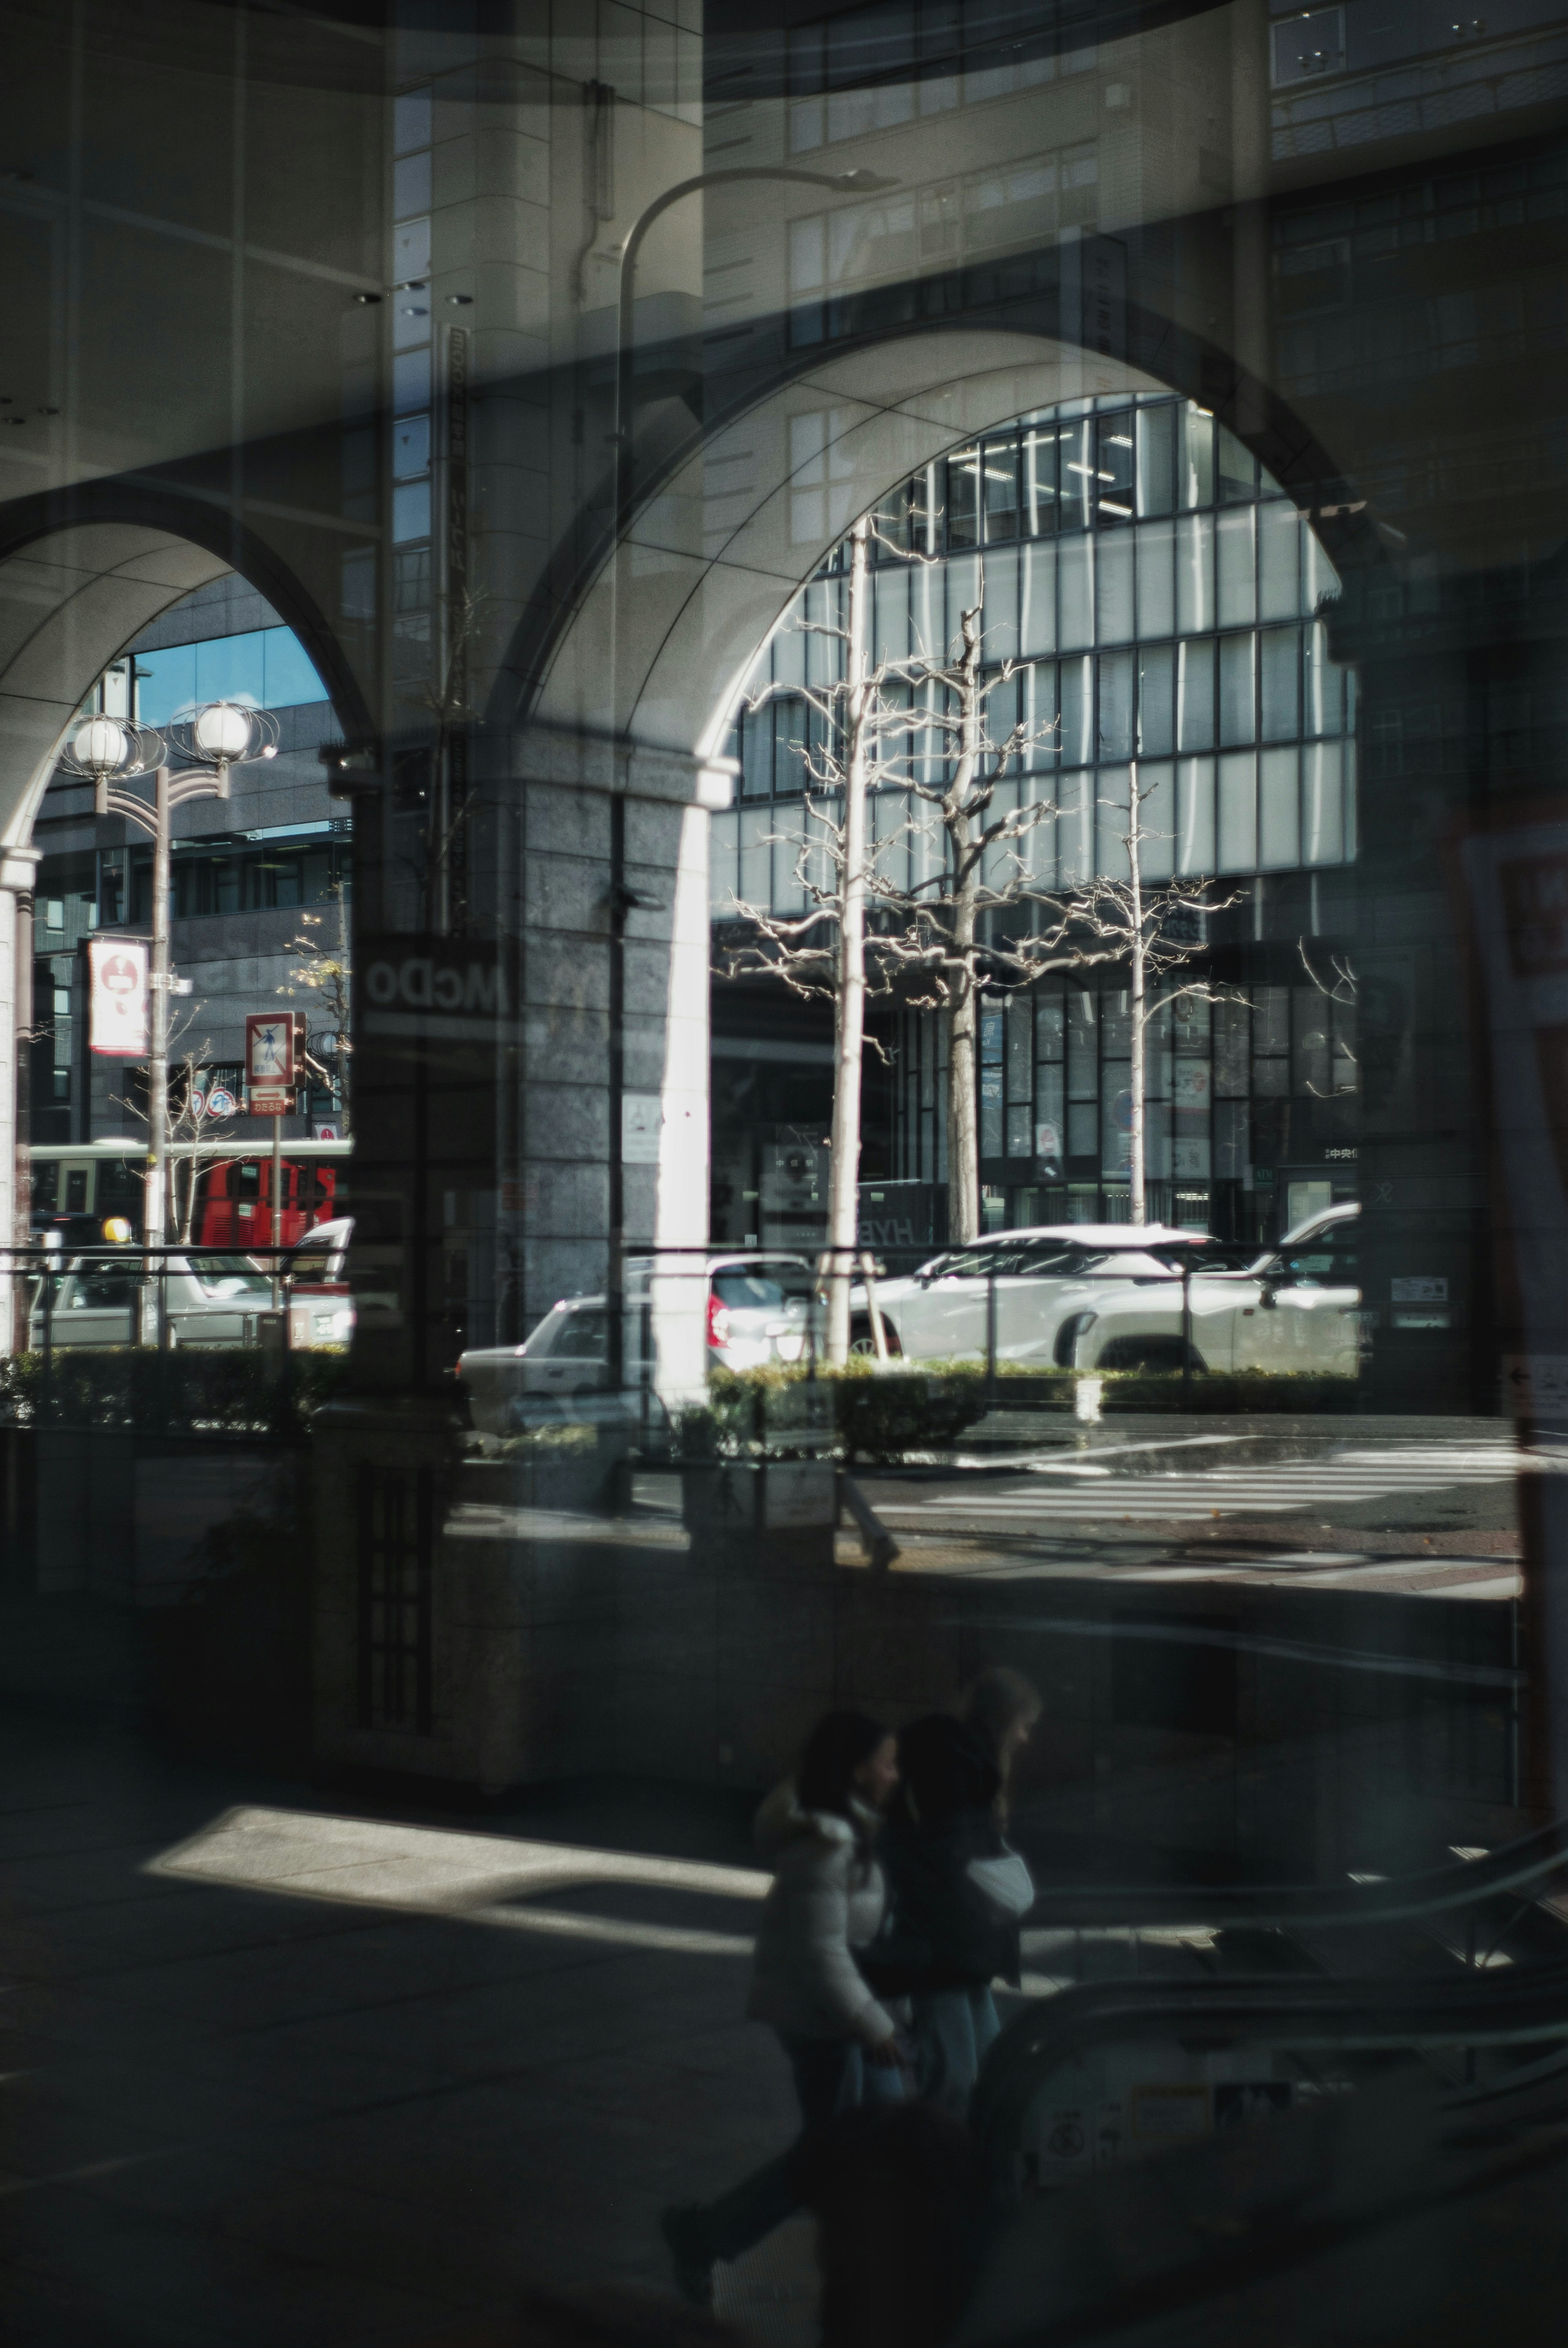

{"left": 612, "top": 164, "right": 897, "bottom": 533}
{"left": 64, "top": 702, "right": 278, "bottom": 1289}
{"left": 605, "top": 160, "right": 897, "bottom": 1380}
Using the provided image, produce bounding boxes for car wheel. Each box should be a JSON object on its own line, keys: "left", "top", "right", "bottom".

{"left": 848, "top": 1318, "right": 901, "bottom": 1358}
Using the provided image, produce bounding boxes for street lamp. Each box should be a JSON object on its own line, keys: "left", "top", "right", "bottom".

{"left": 612, "top": 165, "right": 898, "bottom": 531}
{"left": 64, "top": 701, "right": 279, "bottom": 1282}
{"left": 604, "top": 161, "right": 898, "bottom": 1385}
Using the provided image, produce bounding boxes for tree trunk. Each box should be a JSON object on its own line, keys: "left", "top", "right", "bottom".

{"left": 946, "top": 985, "right": 978, "bottom": 1244}
{"left": 1128, "top": 769, "right": 1146, "bottom": 1226}
{"left": 825, "top": 514, "right": 871, "bottom": 1364}
{"left": 944, "top": 607, "right": 984, "bottom": 1246}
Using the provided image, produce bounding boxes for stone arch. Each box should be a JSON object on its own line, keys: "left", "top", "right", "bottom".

{"left": 0, "top": 488, "right": 372, "bottom": 1258}
{"left": 0, "top": 485, "right": 374, "bottom": 853}
{"left": 516, "top": 322, "right": 1366, "bottom": 781}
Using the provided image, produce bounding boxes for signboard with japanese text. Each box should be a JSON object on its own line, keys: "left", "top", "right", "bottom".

{"left": 88, "top": 938, "right": 148, "bottom": 1055}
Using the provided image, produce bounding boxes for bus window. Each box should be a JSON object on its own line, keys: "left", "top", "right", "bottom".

{"left": 32, "top": 1162, "right": 58, "bottom": 1210}
{"left": 100, "top": 1160, "right": 140, "bottom": 1209}
{"left": 65, "top": 1168, "right": 89, "bottom": 1213}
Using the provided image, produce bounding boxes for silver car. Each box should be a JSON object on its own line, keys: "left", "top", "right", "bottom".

{"left": 29, "top": 1252, "right": 279, "bottom": 1349}
{"left": 459, "top": 1251, "right": 819, "bottom": 1434}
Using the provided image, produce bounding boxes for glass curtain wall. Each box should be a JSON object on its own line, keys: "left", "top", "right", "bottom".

{"left": 713, "top": 390, "right": 1357, "bottom": 1241}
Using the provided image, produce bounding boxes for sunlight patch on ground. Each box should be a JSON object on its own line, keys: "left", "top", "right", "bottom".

{"left": 147, "top": 1805, "right": 767, "bottom": 1957}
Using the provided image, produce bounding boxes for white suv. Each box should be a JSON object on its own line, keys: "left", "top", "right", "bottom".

{"left": 1059, "top": 1203, "right": 1361, "bottom": 1375}
{"left": 855, "top": 1225, "right": 1233, "bottom": 1365}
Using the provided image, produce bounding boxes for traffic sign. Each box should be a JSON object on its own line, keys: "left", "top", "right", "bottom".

{"left": 207, "top": 1087, "right": 236, "bottom": 1119}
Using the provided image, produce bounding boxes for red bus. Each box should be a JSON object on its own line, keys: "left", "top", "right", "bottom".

{"left": 192, "top": 1155, "right": 339, "bottom": 1247}
{"left": 31, "top": 1139, "right": 350, "bottom": 1248}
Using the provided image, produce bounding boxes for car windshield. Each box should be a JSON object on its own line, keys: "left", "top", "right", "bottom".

{"left": 193, "top": 1256, "right": 274, "bottom": 1300}
{"left": 65, "top": 1267, "right": 140, "bottom": 1309}
{"left": 1266, "top": 1242, "right": 1360, "bottom": 1287}
{"left": 712, "top": 1265, "right": 814, "bottom": 1309}
{"left": 552, "top": 1310, "right": 608, "bottom": 1360}
{"left": 288, "top": 1246, "right": 336, "bottom": 1284}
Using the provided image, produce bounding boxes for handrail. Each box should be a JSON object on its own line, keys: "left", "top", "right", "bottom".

{"left": 971, "top": 1952, "right": 1568, "bottom": 2173}
{"left": 1018, "top": 1815, "right": 1568, "bottom": 1935}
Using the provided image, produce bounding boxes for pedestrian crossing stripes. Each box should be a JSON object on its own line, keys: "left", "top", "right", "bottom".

{"left": 880, "top": 1443, "right": 1526, "bottom": 1524}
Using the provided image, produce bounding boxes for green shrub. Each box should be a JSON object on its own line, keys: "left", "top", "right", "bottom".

{"left": 0, "top": 1347, "right": 350, "bottom": 1436}
{"left": 674, "top": 1358, "right": 1360, "bottom": 1462}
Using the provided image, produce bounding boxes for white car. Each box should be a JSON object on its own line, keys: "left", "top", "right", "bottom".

{"left": 459, "top": 1251, "right": 819, "bottom": 1434}
{"left": 853, "top": 1224, "right": 1237, "bottom": 1365}
{"left": 29, "top": 1251, "right": 280, "bottom": 1349}
{"left": 282, "top": 1217, "right": 355, "bottom": 1349}
{"left": 1060, "top": 1204, "right": 1361, "bottom": 1375}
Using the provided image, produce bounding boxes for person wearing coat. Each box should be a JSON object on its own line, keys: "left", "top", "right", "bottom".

{"left": 661, "top": 1710, "right": 907, "bottom": 2306}
{"left": 866, "top": 1703, "right": 1036, "bottom": 2119}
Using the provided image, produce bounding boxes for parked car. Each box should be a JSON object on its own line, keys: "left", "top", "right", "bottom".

{"left": 458, "top": 1251, "right": 818, "bottom": 1434}
{"left": 851, "top": 1224, "right": 1239, "bottom": 1364}
{"left": 28, "top": 1251, "right": 281, "bottom": 1349}
{"left": 282, "top": 1217, "right": 354, "bottom": 1349}
{"left": 1058, "top": 1203, "right": 1361, "bottom": 1374}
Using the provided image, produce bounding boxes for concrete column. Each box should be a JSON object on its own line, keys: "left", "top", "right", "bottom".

{"left": 0, "top": 849, "right": 38, "bottom": 1346}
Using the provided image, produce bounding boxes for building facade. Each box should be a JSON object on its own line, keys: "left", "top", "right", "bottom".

{"left": 31, "top": 577, "right": 348, "bottom": 1160}
{"left": 710, "top": 386, "right": 1359, "bottom": 1250}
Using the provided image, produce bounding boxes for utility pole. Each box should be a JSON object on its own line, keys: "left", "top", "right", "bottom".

{"left": 824, "top": 511, "right": 871, "bottom": 1364}
{"left": 146, "top": 764, "right": 172, "bottom": 1271}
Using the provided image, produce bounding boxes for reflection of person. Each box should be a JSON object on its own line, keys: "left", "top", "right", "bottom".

{"left": 870, "top": 1721, "right": 1020, "bottom": 2117}
{"left": 960, "top": 1667, "right": 1042, "bottom": 1820}
{"left": 869, "top": 1671, "right": 1041, "bottom": 2118}
{"left": 661, "top": 1713, "right": 906, "bottom": 2305}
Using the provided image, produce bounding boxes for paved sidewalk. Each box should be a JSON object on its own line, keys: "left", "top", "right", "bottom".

{"left": 0, "top": 1719, "right": 811, "bottom": 2347}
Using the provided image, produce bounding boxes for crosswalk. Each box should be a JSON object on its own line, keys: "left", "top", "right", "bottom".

{"left": 879, "top": 1441, "right": 1528, "bottom": 1526}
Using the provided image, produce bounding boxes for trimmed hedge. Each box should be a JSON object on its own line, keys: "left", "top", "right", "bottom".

{"left": 683, "top": 1362, "right": 993, "bottom": 1464}
{"left": 677, "top": 1359, "right": 1359, "bottom": 1462}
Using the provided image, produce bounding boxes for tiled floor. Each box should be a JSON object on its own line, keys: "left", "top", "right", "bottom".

{"left": 0, "top": 1721, "right": 811, "bottom": 2346}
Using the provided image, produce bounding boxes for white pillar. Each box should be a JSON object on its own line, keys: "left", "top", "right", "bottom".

{"left": 652, "top": 798, "right": 713, "bottom": 1408}
{"left": 0, "top": 848, "right": 38, "bottom": 1349}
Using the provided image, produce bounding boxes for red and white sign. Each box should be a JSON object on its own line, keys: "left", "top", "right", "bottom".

{"left": 88, "top": 938, "right": 149, "bottom": 1056}
{"left": 246, "top": 1011, "right": 298, "bottom": 1115}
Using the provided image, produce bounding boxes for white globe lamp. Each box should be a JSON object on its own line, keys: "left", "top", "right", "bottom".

{"left": 192, "top": 702, "right": 252, "bottom": 762}
{"left": 71, "top": 714, "right": 128, "bottom": 776}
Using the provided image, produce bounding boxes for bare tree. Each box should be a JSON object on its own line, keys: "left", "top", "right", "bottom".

{"left": 718, "top": 572, "right": 1091, "bottom": 1296}
{"left": 1069, "top": 769, "right": 1243, "bottom": 1224}
{"left": 277, "top": 882, "right": 352, "bottom": 1130}
{"left": 114, "top": 1003, "right": 234, "bottom": 1243}
{"left": 869, "top": 602, "right": 1111, "bottom": 1244}
{"left": 168, "top": 1049, "right": 241, "bottom": 1244}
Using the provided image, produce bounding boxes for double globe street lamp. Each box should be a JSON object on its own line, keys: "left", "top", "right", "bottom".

{"left": 63, "top": 702, "right": 278, "bottom": 1277}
